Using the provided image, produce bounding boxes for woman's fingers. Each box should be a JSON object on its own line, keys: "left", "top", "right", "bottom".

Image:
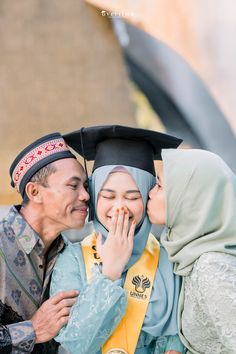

{"left": 121, "top": 210, "right": 129, "bottom": 240}
{"left": 99, "top": 207, "right": 134, "bottom": 281}
{"left": 109, "top": 208, "right": 119, "bottom": 236}
{"left": 128, "top": 220, "right": 135, "bottom": 246}
{"left": 115, "top": 207, "right": 125, "bottom": 237}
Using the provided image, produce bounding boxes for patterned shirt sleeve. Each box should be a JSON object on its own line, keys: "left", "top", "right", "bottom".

{"left": 0, "top": 324, "right": 12, "bottom": 354}
{"left": 0, "top": 321, "right": 35, "bottom": 354}
{"left": 50, "top": 243, "right": 128, "bottom": 354}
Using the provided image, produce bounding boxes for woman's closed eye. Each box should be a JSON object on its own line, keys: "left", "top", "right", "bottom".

{"left": 156, "top": 176, "right": 163, "bottom": 189}
{"left": 100, "top": 192, "right": 115, "bottom": 199}
{"left": 155, "top": 180, "right": 162, "bottom": 189}
{"left": 125, "top": 192, "right": 142, "bottom": 200}
{"left": 125, "top": 196, "right": 142, "bottom": 201}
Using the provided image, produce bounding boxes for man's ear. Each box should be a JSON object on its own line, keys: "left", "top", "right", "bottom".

{"left": 24, "top": 182, "right": 43, "bottom": 203}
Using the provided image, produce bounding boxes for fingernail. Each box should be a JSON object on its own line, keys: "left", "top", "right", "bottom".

{"left": 116, "top": 208, "right": 120, "bottom": 212}
{"left": 124, "top": 211, "right": 128, "bottom": 215}
{"left": 121, "top": 207, "right": 124, "bottom": 211}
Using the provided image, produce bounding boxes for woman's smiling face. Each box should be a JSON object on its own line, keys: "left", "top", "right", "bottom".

{"left": 96, "top": 171, "right": 144, "bottom": 230}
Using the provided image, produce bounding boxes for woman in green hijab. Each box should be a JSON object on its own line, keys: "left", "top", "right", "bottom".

{"left": 147, "top": 149, "right": 236, "bottom": 354}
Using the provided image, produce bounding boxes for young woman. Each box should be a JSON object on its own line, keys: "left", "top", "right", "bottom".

{"left": 148, "top": 148, "right": 236, "bottom": 354}
{"left": 50, "top": 125, "right": 185, "bottom": 354}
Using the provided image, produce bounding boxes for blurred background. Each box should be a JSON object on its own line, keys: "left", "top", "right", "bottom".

{"left": 0, "top": 2, "right": 235, "bottom": 352}
{"left": 1, "top": 0, "right": 236, "bottom": 216}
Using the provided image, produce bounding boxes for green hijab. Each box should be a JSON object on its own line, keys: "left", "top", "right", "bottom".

{"left": 161, "top": 148, "right": 236, "bottom": 277}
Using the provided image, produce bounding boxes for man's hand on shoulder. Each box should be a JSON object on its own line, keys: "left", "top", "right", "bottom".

{"left": 31, "top": 290, "right": 79, "bottom": 343}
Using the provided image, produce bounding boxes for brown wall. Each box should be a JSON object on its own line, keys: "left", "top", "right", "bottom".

{"left": 0, "top": 0, "right": 136, "bottom": 204}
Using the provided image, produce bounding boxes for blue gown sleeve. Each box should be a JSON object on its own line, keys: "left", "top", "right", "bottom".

{"left": 50, "top": 242, "right": 128, "bottom": 354}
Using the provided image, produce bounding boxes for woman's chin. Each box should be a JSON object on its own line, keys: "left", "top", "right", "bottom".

{"left": 147, "top": 212, "right": 153, "bottom": 223}
{"left": 148, "top": 214, "right": 158, "bottom": 225}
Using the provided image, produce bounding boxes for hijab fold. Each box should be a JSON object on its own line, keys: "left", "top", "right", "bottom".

{"left": 161, "top": 149, "right": 236, "bottom": 276}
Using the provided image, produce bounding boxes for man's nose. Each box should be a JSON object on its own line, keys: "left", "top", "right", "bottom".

{"left": 79, "top": 186, "right": 90, "bottom": 201}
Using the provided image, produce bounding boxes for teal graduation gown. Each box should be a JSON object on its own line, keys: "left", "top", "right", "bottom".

{"left": 50, "top": 240, "right": 184, "bottom": 354}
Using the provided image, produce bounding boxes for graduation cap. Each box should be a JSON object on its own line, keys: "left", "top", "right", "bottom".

{"left": 63, "top": 125, "right": 182, "bottom": 176}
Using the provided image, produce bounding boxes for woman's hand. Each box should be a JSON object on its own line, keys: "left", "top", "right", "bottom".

{"left": 96, "top": 208, "right": 135, "bottom": 281}
{"left": 165, "top": 351, "right": 182, "bottom": 354}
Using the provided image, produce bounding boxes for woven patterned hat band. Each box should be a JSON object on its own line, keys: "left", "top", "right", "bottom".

{"left": 10, "top": 133, "right": 76, "bottom": 196}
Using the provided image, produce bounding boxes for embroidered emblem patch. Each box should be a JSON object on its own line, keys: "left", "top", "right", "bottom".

{"left": 130, "top": 275, "right": 151, "bottom": 299}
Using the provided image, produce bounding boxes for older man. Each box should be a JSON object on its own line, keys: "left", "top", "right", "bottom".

{"left": 0, "top": 132, "right": 89, "bottom": 353}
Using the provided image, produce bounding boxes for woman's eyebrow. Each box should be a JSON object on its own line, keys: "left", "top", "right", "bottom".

{"left": 126, "top": 190, "right": 141, "bottom": 194}
{"left": 100, "top": 188, "right": 115, "bottom": 192}
{"left": 100, "top": 189, "right": 140, "bottom": 194}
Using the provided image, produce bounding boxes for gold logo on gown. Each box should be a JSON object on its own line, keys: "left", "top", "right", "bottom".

{"left": 132, "top": 275, "right": 150, "bottom": 293}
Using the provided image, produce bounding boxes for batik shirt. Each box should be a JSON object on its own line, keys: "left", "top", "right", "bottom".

{"left": 0, "top": 206, "right": 64, "bottom": 354}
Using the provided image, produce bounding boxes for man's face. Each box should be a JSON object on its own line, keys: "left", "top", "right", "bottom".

{"left": 39, "top": 158, "right": 89, "bottom": 231}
